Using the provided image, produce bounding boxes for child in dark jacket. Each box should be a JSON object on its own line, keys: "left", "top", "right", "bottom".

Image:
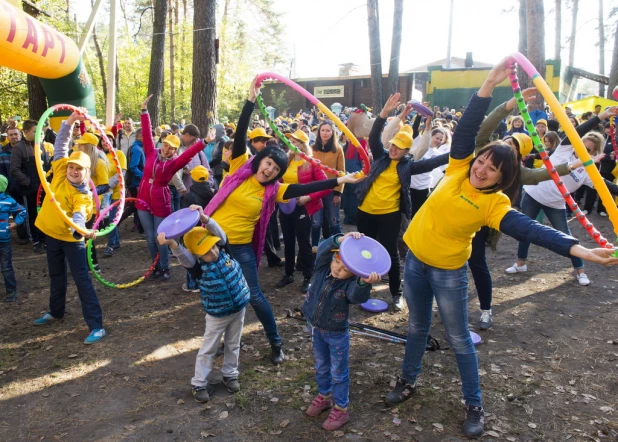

{"left": 180, "top": 166, "right": 215, "bottom": 210}
{"left": 302, "top": 233, "right": 380, "bottom": 431}
{"left": 0, "top": 174, "right": 27, "bottom": 302}
{"left": 157, "top": 205, "right": 249, "bottom": 403}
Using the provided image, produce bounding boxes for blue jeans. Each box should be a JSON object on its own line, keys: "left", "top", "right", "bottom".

{"left": 518, "top": 193, "right": 583, "bottom": 269}
{"left": 46, "top": 237, "right": 103, "bottom": 331}
{"left": 311, "top": 193, "right": 342, "bottom": 247}
{"left": 312, "top": 328, "right": 350, "bottom": 408}
{"left": 0, "top": 241, "right": 17, "bottom": 292}
{"left": 106, "top": 199, "right": 120, "bottom": 249}
{"left": 402, "top": 251, "right": 481, "bottom": 407}
{"left": 169, "top": 185, "right": 180, "bottom": 213}
{"left": 137, "top": 210, "right": 169, "bottom": 270}
{"left": 229, "top": 243, "right": 281, "bottom": 345}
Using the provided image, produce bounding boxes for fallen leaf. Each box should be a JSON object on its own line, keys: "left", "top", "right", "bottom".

{"left": 270, "top": 397, "right": 279, "bottom": 403}
{"left": 333, "top": 431, "right": 344, "bottom": 438}
{"left": 41, "top": 393, "right": 50, "bottom": 398}
{"left": 200, "top": 431, "right": 215, "bottom": 438}
{"left": 414, "top": 425, "right": 423, "bottom": 432}
{"left": 67, "top": 354, "right": 78, "bottom": 359}
{"left": 177, "top": 399, "right": 185, "bottom": 405}
{"left": 485, "top": 430, "right": 500, "bottom": 437}
{"left": 218, "top": 411, "right": 228, "bottom": 419}
{"left": 70, "top": 393, "right": 80, "bottom": 398}
{"left": 124, "top": 376, "right": 130, "bottom": 381}
{"left": 279, "top": 420, "right": 289, "bottom": 428}
{"left": 528, "top": 422, "right": 537, "bottom": 429}
{"left": 45, "top": 346, "right": 53, "bottom": 351}
{"left": 432, "top": 423, "right": 443, "bottom": 432}
{"left": 269, "top": 430, "right": 282, "bottom": 435}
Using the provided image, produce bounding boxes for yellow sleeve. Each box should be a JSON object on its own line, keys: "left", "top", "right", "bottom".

{"left": 486, "top": 193, "right": 512, "bottom": 231}
{"left": 612, "top": 163, "right": 618, "bottom": 180}
{"left": 275, "top": 183, "right": 291, "bottom": 203}
{"left": 116, "top": 150, "right": 127, "bottom": 171}
{"left": 94, "top": 161, "right": 109, "bottom": 186}
{"left": 72, "top": 192, "right": 94, "bottom": 220}
{"left": 230, "top": 152, "right": 249, "bottom": 175}
{"left": 444, "top": 154, "right": 474, "bottom": 177}
{"left": 50, "top": 158, "right": 69, "bottom": 188}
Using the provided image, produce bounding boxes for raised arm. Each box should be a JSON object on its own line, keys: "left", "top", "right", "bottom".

{"left": 140, "top": 95, "right": 155, "bottom": 156}
{"left": 53, "top": 111, "right": 83, "bottom": 160}
{"left": 233, "top": 76, "right": 260, "bottom": 159}
{"left": 283, "top": 173, "right": 364, "bottom": 200}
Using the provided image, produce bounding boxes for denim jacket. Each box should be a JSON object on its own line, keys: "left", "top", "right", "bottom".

{"left": 0, "top": 192, "right": 26, "bottom": 242}
{"left": 302, "top": 235, "right": 372, "bottom": 332}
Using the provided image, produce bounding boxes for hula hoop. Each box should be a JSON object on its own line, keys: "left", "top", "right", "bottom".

{"left": 255, "top": 72, "right": 370, "bottom": 176}
{"left": 87, "top": 197, "right": 158, "bottom": 289}
{"left": 508, "top": 52, "right": 615, "bottom": 250}
{"left": 36, "top": 180, "right": 100, "bottom": 215}
{"left": 34, "top": 104, "right": 126, "bottom": 237}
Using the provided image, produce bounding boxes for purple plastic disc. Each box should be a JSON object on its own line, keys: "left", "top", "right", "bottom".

{"left": 157, "top": 208, "right": 201, "bottom": 239}
{"left": 408, "top": 101, "right": 433, "bottom": 117}
{"left": 470, "top": 331, "right": 482, "bottom": 346}
{"left": 360, "top": 299, "right": 389, "bottom": 313}
{"left": 339, "top": 236, "right": 391, "bottom": 278}
{"left": 278, "top": 198, "right": 296, "bottom": 215}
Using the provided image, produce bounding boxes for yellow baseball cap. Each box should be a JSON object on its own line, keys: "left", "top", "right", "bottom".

{"left": 164, "top": 134, "right": 180, "bottom": 148}
{"left": 536, "top": 119, "right": 547, "bottom": 126}
{"left": 75, "top": 133, "right": 99, "bottom": 146}
{"left": 226, "top": 122, "right": 236, "bottom": 130}
{"left": 191, "top": 165, "right": 210, "bottom": 182}
{"left": 389, "top": 131, "right": 413, "bottom": 150}
{"left": 400, "top": 125, "right": 413, "bottom": 135}
{"left": 67, "top": 151, "right": 91, "bottom": 168}
{"left": 248, "top": 127, "right": 272, "bottom": 139}
{"left": 455, "top": 112, "right": 462, "bottom": 117}
{"left": 285, "top": 129, "right": 309, "bottom": 144}
{"left": 183, "top": 227, "right": 220, "bottom": 256}
{"left": 512, "top": 133, "right": 533, "bottom": 157}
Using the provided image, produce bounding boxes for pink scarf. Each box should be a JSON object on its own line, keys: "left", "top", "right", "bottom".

{"left": 204, "top": 156, "right": 279, "bottom": 269}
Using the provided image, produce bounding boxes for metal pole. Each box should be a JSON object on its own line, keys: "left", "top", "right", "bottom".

{"left": 446, "top": 0, "right": 454, "bottom": 68}
{"left": 78, "top": 0, "right": 105, "bottom": 55}
{"left": 106, "top": 0, "right": 118, "bottom": 127}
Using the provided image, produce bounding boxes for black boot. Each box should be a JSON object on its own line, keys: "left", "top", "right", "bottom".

{"left": 276, "top": 274, "right": 294, "bottom": 288}
{"left": 300, "top": 277, "right": 311, "bottom": 294}
{"left": 462, "top": 405, "right": 484, "bottom": 438}
{"left": 384, "top": 377, "right": 416, "bottom": 405}
{"left": 271, "top": 343, "right": 285, "bottom": 365}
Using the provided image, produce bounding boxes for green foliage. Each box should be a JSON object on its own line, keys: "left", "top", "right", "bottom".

{"left": 269, "top": 89, "right": 289, "bottom": 116}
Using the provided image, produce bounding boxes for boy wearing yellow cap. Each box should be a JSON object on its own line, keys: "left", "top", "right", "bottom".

{"left": 157, "top": 205, "right": 249, "bottom": 403}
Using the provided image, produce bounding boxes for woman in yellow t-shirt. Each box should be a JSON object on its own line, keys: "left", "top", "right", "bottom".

{"left": 33, "top": 111, "right": 106, "bottom": 345}
{"left": 204, "top": 76, "right": 362, "bottom": 365}
{"left": 383, "top": 59, "right": 618, "bottom": 438}
{"left": 99, "top": 129, "right": 126, "bottom": 257}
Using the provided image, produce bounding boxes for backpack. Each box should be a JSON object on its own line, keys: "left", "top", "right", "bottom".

{"left": 125, "top": 145, "right": 144, "bottom": 188}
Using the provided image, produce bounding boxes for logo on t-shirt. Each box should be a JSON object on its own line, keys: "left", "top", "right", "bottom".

{"left": 460, "top": 194, "right": 479, "bottom": 209}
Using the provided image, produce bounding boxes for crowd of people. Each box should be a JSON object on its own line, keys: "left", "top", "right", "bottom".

{"left": 2, "top": 60, "right": 618, "bottom": 437}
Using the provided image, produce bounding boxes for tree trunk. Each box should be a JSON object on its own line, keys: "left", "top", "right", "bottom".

{"left": 554, "top": 0, "right": 561, "bottom": 60}
{"left": 568, "top": 0, "right": 578, "bottom": 66}
{"left": 91, "top": 0, "right": 107, "bottom": 102}
{"left": 115, "top": 53, "right": 120, "bottom": 115}
{"left": 367, "top": 0, "right": 383, "bottom": 113}
{"left": 168, "top": 0, "right": 176, "bottom": 122}
{"left": 192, "top": 0, "right": 217, "bottom": 133}
{"left": 147, "top": 0, "right": 168, "bottom": 127}
{"left": 27, "top": 75, "right": 47, "bottom": 120}
{"left": 387, "top": 0, "right": 403, "bottom": 95}
{"left": 518, "top": 0, "right": 529, "bottom": 90}
{"left": 180, "top": 0, "right": 185, "bottom": 95}
{"left": 526, "top": 0, "right": 545, "bottom": 108}
{"left": 608, "top": 19, "right": 618, "bottom": 98}
{"left": 598, "top": 0, "right": 605, "bottom": 96}
{"left": 220, "top": 0, "right": 231, "bottom": 75}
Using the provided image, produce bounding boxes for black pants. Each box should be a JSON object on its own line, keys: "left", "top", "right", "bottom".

{"left": 118, "top": 187, "right": 143, "bottom": 232}
{"left": 280, "top": 205, "right": 313, "bottom": 278}
{"left": 468, "top": 226, "right": 492, "bottom": 311}
{"left": 356, "top": 209, "right": 402, "bottom": 297}
{"left": 410, "top": 187, "right": 430, "bottom": 220}
{"left": 22, "top": 194, "right": 44, "bottom": 244}
{"left": 264, "top": 209, "right": 281, "bottom": 265}
{"left": 585, "top": 172, "right": 615, "bottom": 214}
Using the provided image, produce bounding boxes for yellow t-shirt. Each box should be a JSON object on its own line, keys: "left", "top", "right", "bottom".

{"left": 358, "top": 160, "right": 400, "bottom": 215}
{"left": 212, "top": 153, "right": 289, "bottom": 244}
{"left": 42, "top": 142, "right": 54, "bottom": 157}
{"left": 90, "top": 157, "right": 110, "bottom": 205}
{"left": 106, "top": 150, "right": 127, "bottom": 200}
{"left": 35, "top": 158, "right": 94, "bottom": 242}
{"left": 282, "top": 159, "right": 303, "bottom": 184}
{"left": 403, "top": 154, "right": 512, "bottom": 270}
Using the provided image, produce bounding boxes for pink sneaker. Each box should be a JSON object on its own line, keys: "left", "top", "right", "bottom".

{"left": 305, "top": 394, "right": 333, "bottom": 417}
{"left": 322, "top": 406, "right": 349, "bottom": 431}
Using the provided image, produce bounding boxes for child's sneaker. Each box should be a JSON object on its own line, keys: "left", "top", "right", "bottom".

{"left": 222, "top": 377, "right": 241, "bottom": 393}
{"left": 306, "top": 394, "right": 333, "bottom": 417}
{"left": 84, "top": 328, "right": 106, "bottom": 344}
{"left": 33, "top": 312, "right": 59, "bottom": 326}
{"left": 192, "top": 385, "right": 214, "bottom": 403}
{"left": 321, "top": 406, "right": 349, "bottom": 431}
{"left": 5, "top": 291, "right": 18, "bottom": 302}
{"left": 385, "top": 377, "right": 416, "bottom": 405}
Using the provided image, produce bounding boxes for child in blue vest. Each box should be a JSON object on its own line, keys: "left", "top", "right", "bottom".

{"left": 302, "top": 232, "right": 380, "bottom": 431}
{"left": 0, "top": 174, "right": 27, "bottom": 302}
{"left": 157, "top": 205, "right": 249, "bottom": 403}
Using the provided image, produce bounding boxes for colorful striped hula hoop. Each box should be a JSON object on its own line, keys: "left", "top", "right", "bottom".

{"left": 36, "top": 180, "right": 100, "bottom": 215}
{"left": 34, "top": 104, "right": 126, "bottom": 238}
{"left": 87, "top": 197, "right": 158, "bottom": 289}
{"left": 508, "top": 52, "right": 616, "bottom": 251}
{"left": 255, "top": 72, "right": 370, "bottom": 176}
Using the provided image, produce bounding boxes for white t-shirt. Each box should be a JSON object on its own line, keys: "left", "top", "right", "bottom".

{"left": 429, "top": 143, "right": 451, "bottom": 185}
{"left": 410, "top": 147, "right": 439, "bottom": 190}
{"left": 523, "top": 144, "right": 592, "bottom": 209}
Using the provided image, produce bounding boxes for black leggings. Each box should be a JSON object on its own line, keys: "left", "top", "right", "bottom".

{"left": 280, "top": 205, "right": 313, "bottom": 278}
{"left": 118, "top": 187, "right": 143, "bottom": 232}
{"left": 410, "top": 187, "right": 430, "bottom": 219}
{"left": 468, "top": 226, "right": 492, "bottom": 310}
{"left": 356, "top": 209, "right": 402, "bottom": 297}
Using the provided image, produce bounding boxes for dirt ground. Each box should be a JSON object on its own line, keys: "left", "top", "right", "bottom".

{"left": 1, "top": 213, "right": 618, "bottom": 442}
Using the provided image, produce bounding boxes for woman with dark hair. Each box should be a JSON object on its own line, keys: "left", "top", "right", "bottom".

{"left": 204, "top": 77, "right": 363, "bottom": 365}
{"left": 310, "top": 121, "right": 345, "bottom": 247}
{"left": 384, "top": 59, "right": 618, "bottom": 438}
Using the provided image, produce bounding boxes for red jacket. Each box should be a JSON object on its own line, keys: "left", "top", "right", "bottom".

{"left": 137, "top": 112, "right": 205, "bottom": 217}
{"left": 293, "top": 160, "right": 332, "bottom": 216}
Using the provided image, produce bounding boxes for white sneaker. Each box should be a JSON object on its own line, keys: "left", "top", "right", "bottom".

{"left": 505, "top": 263, "right": 527, "bottom": 274}
{"left": 182, "top": 283, "right": 200, "bottom": 293}
{"left": 582, "top": 210, "right": 589, "bottom": 215}
{"left": 577, "top": 273, "right": 590, "bottom": 286}
{"left": 599, "top": 212, "right": 608, "bottom": 217}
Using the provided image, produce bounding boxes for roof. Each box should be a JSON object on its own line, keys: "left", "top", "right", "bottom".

{"left": 406, "top": 56, "right": 493, "bottom": 73}
{"left": 287, "top": 72, "right": 415, "bottom": 83}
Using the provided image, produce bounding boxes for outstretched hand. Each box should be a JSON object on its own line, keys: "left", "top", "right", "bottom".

{"left": 248, "top": 75, "right": 261, "bottom": 102}
{"left": 599, "top": 106, "right": 618, "bottom": 121}
{"left": 380, "top": 93, "right": 401, "bottom": 118}
{"left": 66, "top": 111, "right": 85, "bottom": 126}
{"left": 570, "top": 244, "right": 618, "bottom": 266}
{"left": 141, "top": 95, "right": 153, "bottom": 110}
{"left": 337, "top": 172, "right": 366, "bottom": 185}
{"left": 398, "top": 103, "right": 414, "bottom": 120}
